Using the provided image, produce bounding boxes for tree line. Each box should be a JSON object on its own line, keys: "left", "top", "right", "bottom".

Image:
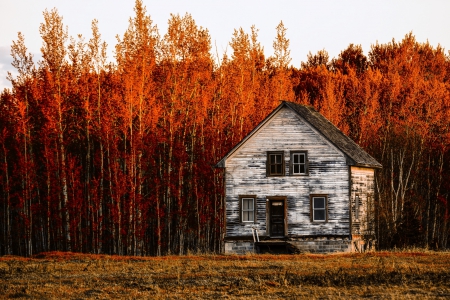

{"left": 1, "top": 1, "right": 449, "bottom": 256}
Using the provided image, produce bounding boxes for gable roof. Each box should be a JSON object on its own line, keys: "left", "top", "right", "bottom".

{"left": 215, "top": 101, "right": 382, "bottom": 169}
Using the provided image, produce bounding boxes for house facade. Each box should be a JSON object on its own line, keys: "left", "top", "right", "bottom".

{"left": 216, "top": 101, "right": 382, "bottom": 254}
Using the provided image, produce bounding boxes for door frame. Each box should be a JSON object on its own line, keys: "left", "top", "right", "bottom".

{"left": 266, "top": 196, "right": 288, "bottom": 237}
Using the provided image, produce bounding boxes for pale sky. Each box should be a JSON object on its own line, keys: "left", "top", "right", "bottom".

{"left": 1, "top": 0, "right": 449, "bottom": 90}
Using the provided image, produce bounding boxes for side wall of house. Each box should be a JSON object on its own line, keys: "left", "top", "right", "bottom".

{"left": 225, "top": 107, "right": 350, "bottom": 241}
{"left": 350, "top": 166, "right": 376, "bottom": 251}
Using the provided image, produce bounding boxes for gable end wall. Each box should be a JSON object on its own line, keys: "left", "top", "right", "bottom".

{"left": 225, "top": 107, "right": 350, "bottom": 239}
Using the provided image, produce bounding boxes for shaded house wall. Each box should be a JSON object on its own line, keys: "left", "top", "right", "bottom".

{"left": 350, "top": 166, "right": 376, "bottom": 251}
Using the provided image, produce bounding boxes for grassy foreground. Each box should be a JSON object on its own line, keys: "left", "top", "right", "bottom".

{"left": 0, "top": 251, "right": 449, "bottom": 299}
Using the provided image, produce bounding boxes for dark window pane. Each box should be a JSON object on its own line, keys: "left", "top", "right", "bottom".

{"left": 314, "top": 209, "right": 325, "bottom": 221}
{"left": 294, "top": 165, "right": 300, "bottom": 174}
{"left": 276, "top": 154, "right": 281, "bottom": 164}
{"left": 355, "top": 196, "right": 359, "bottom": 219}
{"left": 269, "top": 153, "right": 284, "bottom": 175}
{"left": 270, "top": 155, "right": 276, "bottom": 164}
{"left": 314, "top": 197, "right": 325, "bottom": 208}
{"left": 294, "top": 154, "right": 299, "bottom": 164}
{"left": 300, "top": 154, "right": 305, "bottom": 164}
{"left": 276, "top": 165, "right": 282, "bottom": 174}
{"left": 300, "top": 165, "right": 305, "bottom": 174}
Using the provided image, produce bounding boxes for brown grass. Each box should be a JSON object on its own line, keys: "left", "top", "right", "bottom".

{"left": 1, "top": 251, "right": 449, "bottom": 299}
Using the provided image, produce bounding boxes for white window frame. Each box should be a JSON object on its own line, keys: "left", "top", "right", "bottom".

{"left": 291, "top": 151, "right": 308, "bottom": 175}
{"left": 311, "top": 195, "right": 327, "bottom": 222}
{"left": 240, "top": 196, "right": 256, "bottom": 223}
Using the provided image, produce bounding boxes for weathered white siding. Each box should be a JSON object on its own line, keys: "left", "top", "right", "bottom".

{"left": 350, "top": 167, "right": 375, "bottom": 236}
{"left": 225, "top": 107, "right": 350, "bottom": 238}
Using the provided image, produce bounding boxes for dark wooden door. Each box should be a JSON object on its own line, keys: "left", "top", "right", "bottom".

{"left": 270, "top": 201, "right": 285, "bottom": 237}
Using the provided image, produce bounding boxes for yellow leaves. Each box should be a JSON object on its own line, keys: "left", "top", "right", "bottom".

{"left": 39, "top": 8, "right": 68, "bottom": 73}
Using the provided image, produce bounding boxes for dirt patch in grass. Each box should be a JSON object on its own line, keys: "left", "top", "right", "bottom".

{"left": 1, "top": 251, "right": 449, "bottom": 299}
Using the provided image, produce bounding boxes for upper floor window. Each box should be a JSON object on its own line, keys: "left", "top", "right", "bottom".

{"left": 267, "top": 151, "right": 284, "bottom": 176}
{"left": 290, "top": 151, "right": 308, "bottom": 175}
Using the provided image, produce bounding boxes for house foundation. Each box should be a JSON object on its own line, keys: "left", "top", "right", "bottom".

{"left": 224, "top": 237, "right": 353, "bottom": 254}
{"left": 224, "top": 241, "right": 255, "bottom": 254}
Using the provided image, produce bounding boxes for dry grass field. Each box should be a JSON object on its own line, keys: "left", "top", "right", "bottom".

{"left": 0, "top": 250, "right": 449, "bottom": 299}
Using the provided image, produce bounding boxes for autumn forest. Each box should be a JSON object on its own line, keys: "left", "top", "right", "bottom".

{"left": 0, "top": 1, "right": 449, "bottom": 256}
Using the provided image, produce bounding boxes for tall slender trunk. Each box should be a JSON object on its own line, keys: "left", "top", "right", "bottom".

{"left": 107, "top": 134, "right": 121, "bottom": 255}
{"left": 2, "top": 141, "right": 11, "bottom": 254}
{"left": 59, "top": 132, "right": 71, "bottom": 251}
{"left": 98, "top": 142, "right": 104, "bottom": 253}
{"left": 44, "top": 144, "right": 51, "bottom": 251}
{"left": 156, "top": 152, "right": 162, "bottom": 256}
{"left": 97, "top": 77, "right": 104, "bottom": 254}
{"left": 57, "top": 75, "right": 71, "bottom": 251}
{"left": 85, "top": 103, "right": 92, "bottom": 252}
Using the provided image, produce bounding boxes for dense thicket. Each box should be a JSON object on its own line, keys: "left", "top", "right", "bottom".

{"left": 1, "top": 1, "right": 449, "bottom": 255}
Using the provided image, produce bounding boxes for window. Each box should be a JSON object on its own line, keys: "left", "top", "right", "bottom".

{"left": 267, "top": 151, "right": 284, "bottom": 176}
{"left": 290, "top": 151, "right": 308, "bottom": 175}
{"left": 239, "top": 195, "right": 256, "bottom": 223}
{"left": 355, "top": 195, "right": 360, "bottom": 220}
{"left": 310, "top": 195, "right": 328, "bottom": 222}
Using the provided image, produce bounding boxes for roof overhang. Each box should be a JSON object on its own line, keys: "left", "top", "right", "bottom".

{"left": 215, "top": 102, "right": 286, "bottom": 168}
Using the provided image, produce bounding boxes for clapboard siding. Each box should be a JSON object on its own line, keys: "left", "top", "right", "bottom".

{"left": 350, "top": 167, "right": 375, "bottom": 236}
{"left": 225, "top": 107, "right": 350, "bottom": 237}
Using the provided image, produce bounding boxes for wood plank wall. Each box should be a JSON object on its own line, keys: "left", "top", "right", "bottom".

{"left": 225, "top": 107, "right": 350, "bottom": 237}
{"left": 350, "top": 167, "right": 375, "bottom": 237}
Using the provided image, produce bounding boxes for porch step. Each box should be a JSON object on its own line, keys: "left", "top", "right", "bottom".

{"left": 285, "top": 241, "right": 303, "bottom": 254}
{"left": 254, "top": 241, "right": 303, "bottom": 254}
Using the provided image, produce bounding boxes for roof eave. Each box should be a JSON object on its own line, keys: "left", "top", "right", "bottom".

{"left": 215, "top": 158, "right": 226, "bottom": 168}
{"left": 353, "top": 162, "right": 383, "bottom": 169}
{"left": 284, "top": 101, "right": 382, "bottom": 169}
{"left": 213, "top": 102, "right": 287, "bottom": 168}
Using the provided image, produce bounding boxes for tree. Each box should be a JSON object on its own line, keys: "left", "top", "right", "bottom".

{"left": 39, "top": 8, "right": 71, "bottom": 251}
{"left": 268, "top": 21, "right": 294, "bottom": 104}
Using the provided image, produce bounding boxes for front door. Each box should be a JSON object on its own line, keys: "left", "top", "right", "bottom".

{"left": 269, "top": 200, "right": 285, "bottom": 237}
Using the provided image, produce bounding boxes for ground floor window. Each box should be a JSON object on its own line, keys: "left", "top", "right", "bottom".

{"left": 239, "top": 195, "right": 256, "bottom": 223}
{"left": 310, "top": 195, "right": 328, "bottom": 222}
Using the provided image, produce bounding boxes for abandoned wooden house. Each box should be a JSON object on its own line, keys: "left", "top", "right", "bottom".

{"left": 216, "top": 101, "right": 382, "bottom": 254}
